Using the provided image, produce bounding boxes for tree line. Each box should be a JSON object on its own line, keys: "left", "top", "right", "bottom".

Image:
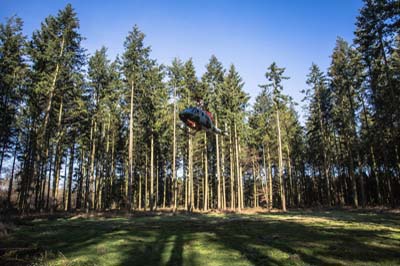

{"left": 1, "top": 0, "right": 399, "bottom": 213}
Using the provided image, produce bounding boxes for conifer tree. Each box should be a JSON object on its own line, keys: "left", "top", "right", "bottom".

{"left": 304, "top": 63, "right": 333, "bottom": 205}
{"left": 122, "top": 25, "right": 152, "bottom": 210}
{"left": 260, "top": 62, "right": 289, "bottom": 211}
{"left": 0, "top": 16, "right": 26, "bottom": 181}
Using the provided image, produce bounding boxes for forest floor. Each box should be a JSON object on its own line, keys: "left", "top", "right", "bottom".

{"left": 0, "top": 209, "right": 399, "bottom": 266}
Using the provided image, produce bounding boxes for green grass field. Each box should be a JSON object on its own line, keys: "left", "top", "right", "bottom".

{"left": 1, "top": 210, "right": 399, "bottom": 266}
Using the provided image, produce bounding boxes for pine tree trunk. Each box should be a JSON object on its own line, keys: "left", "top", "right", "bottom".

{"left": 150, "top": 134, "right": 154, "bottom": 211}
{"left": 190, "top": 133, "right": 194, "bottom": 212}
{"left": 261, "top": 145, "right": 268, "bottom": 208}
{"left": 163, "top": 163, "right": 167, "bottom": 208}
{"left": 110, "top": 129, "right": 115, "bottom": 208}
{"left": 85, "top": 151, "right": 90, "bottom": 212}
{"left": 63, "top": 156, "right": 68, "bottom": 211}
{"left": 204, "top": 132, "right": 208, "bottom": 211}
{"left": 267, "top": 146, "right": 273, "bottom": 209}
{"left": 7, "top": 145, "right": 17, "bottom": 208}
{"left": 172, "top": 85, "right": 177, "bottom": 211}
{"left": 276, "top": 107, "right": 286, "bottom": 212}
{"left": 286, "top": 145, "right": 293, "bottom": 207}
{"left": 187, "top": 130, "right": 193, "bottom": 212}
{"left": 105, "top": 115, "right": 111, "bottom": 209}
{"left": 348, "top": 144, "right": 359, "bottom": 207}
{"left": 221, "top": 128, "right": 226, "bottom": 210}
{"left": 40, "top": 158, "right": 48, "bottom": 210}
{"left": 128, "top": 80, "right": 134, "bottom": 210}
{"left": 185, "top": 175, "right": 188, "bottom": 210}
{"left": 0, "top": 143, "right": 5, "bottom": 179}
{"left": 139, "top": 173, "right": 142, "bottom": 209}
{"left": 89, "top": 120, "right": 97, "bottom": 210}
{"left": 52, "top": 142, "right": 62, "bottom": 211}
{"left": 240, "top": 165, "right": 244, "bottom": 209}
{"left": 229, "top": 126, "right": 235, "bottom": 210}
{"left": 357, "top": 155, "right": 366, "bottom": 208}
{"left": 215, "top": 118, "right": 221, "bottom": 209}
{"left": 252, "top": 157, "right": 257, "bottom": 208}
{"left": 124, "top": 160, "right": 128, "bottom": 205}
{"left": 46, "top": 148, "right": 53, "bottom": 210}
{"left": 34, "top": 153, "right": 43, "bottom": 210}
{"left": 76, "top": 147, "right": 84, "bottom": 210}
{"left": 234, "top": 122, "right": 241, "bottom": 211}
{"left": 43, "top": 37, "right": 64, "bottom": 131}
{"left": 51, "top": 100, "right": 64, "bottom": 211}
{"left": 156, "top": 158, "right": 159, "bottom": 210}
{"left": 145, "top": 153, "right": 148, "bottom": 210}
{"left": 67, "top": 141, "right": 75, "bottom": 211}
{"left": 196, "top": 174, "right": 200, "bottom": 210}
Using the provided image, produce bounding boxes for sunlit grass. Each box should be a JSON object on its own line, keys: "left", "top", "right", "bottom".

{"left": 1, "top": 210, "right": 399, "bottom": 266}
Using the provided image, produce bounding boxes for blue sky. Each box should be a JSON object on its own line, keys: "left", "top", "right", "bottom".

{"left": 1, "top": 0, "right": 363, "bottom": 119}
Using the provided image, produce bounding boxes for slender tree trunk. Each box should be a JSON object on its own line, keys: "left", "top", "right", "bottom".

{"left": 156, "top": 158, "right": 159, "bottom": 210}
{"left": 267, "top": 146, "right": 273, "bottom": 210}
{"left": 204, "top": 132, "right": 208, "bottom": 211}
{"left": 184, "top": 171, "right": 188, "bottom": 210}
{"left": 252, "top": 157, "right": 257, "bottom": 208}
{"left": 42, "top": 37, "right": 64, "bottom": 143}
{"left": 34, "top": 154, "right": 43, "bottom": 210}
{"left": 215, "top": 117, "right": 221, "bottom": 209}
{"left": 234, "top": 122, "right": 241, "bottom": 211}
{"left": 357, "top": 155, "right": 366, "bottom": 208}
{"left": 221, "top": 129, "right": 226, "bottom": 210}
{"left": 239, "top": 143, "right": 244, "bottom": 209}
{"left": 163, "top": 163, "right": 167, "bottom": 208}
{"left": 347, "top": 143, "right": 359, "bottom": 207}
{"left": 67, "top": 140, "right": 75, "bottom": 211}
{"left": 50, "top": 99, "right": 63, "bottom": 212}
{"left": 104, "top": 115, "right": 111, "bottom": 209}
{"left": 89, "top": 120, "right": 97, "bottom": 210}
{"left": 261, "top": 145, "right": 268, "bottom": 208}
{"left": 276, "top": 107, "right": 286, "bottom": 211}
{"left": 76, "top": 147, "right": 84, "bottom": 210}
{"left": 190, "top": 133, "right": 194, "bottom": 212}
{"left": 85, "top": 150, "right": 90, "bottom": 213}
{"left": 187, "top": 129, "right": 193, "bottom": 212}
{"left": 40, "top": 151, "right": 48, "bottom": 210}
{"left": 150, "top": 134, "right": 154, "bottom": 211}
{"left": 128, "top": 80, "right": 134, "bottom": 210}
{"left": 110, "top": 130, "right": 115, "bottom": 208}
{"left": 0, "top": 143, "right": 5, "bottom": 179}
{"left": 145, "top": 153, "right": 148, "bottom": 210}
{"left": 172, "top": 85, "right": 177, "bottom": 211}
{"left": 62, "top": 156, "right": 68, "bottom": 211}
{"left": 229, "top": 126, "right": 235, "bottom": 210}
{"left": 286, "top": 145, "right": 294, "bottom": 207}
{"left": 52, "top": 142, "right": 62, "bottom": 211}
{"left": 45, "top": 144, "right": 53, "bottom": 210}
{"left": 7, "top": 144, "right": 17, "bottom": 208}
{"left": 139, "top": 173, "right": 142, "bottom": 209}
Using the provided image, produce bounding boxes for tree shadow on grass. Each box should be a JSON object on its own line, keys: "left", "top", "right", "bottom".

{"left": 260, "top": 209, "right": 400, "bottom": 227}
{"left": 1, "top": 212, "right": 400, "bottom": 266}
{"left": 212, "top": 218, "right": 400, "bottom": 266}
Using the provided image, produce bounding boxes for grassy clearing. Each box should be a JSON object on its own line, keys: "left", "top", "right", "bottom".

{"left": 1, "top": 210, "right": 399, "bottom": 266}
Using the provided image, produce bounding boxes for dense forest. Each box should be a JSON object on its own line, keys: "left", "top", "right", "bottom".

{"left": 0, "top": 0, "right": 399, "bottom": 214}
